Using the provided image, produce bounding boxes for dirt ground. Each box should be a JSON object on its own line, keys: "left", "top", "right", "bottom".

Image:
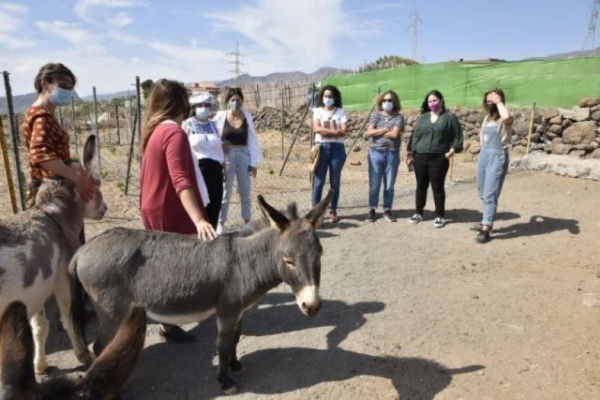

{"left": 29, "top": 166, "right": 598, "bottom": 400}
{"left": 1, "top": 129, "right": 600, "bottom": 399}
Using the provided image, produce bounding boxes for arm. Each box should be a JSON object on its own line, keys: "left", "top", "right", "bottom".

{"left": 489, "top": 92, "right": 513, "bottom": 125}
{"left": 383, "top": 115, "right": 403, "bottom": 140}
{"left": 244, "top": 111, "right": 262, "bottom": 176}
{"left": 447, "top": 114, "right": 464, "bottom": 158}
{"left": 179, "top": 188, "right": 216, "bottom": 240}
{"left": 366, "top": 125, "right": 387, "bottom": 138}
{"left": 38, "top": 160, "right": 93, "bottom": 201}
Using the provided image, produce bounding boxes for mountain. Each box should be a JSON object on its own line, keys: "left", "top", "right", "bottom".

{"left": 215, "top": 67, "right": 346, "bottom": 87}
{"left": 0, "top": 92, "right": 83, "bottom": 114}
{"left": 522, "top": 47, "right": 600, "bottom": 61}
{"left": 80, "top": 90, "right": 133, "bottom": 102}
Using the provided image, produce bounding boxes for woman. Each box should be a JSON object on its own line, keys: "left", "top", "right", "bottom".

{"left": 214, "top": 87, "right": 262, "bottom": 233}
{"left": 365, "top": 90, "right": 404, "bottom": 223}
{"left": 406, "top": 89, "right": 463, "bottom": 228}
{"left": 312, "top": 84, "right": 348, "bottom": 223}
{"left": 473, "top": 88, "right": 513, "bottom": 243}
{"left": 182, "top": 93, "right": 224, "bottom": 229}
{"left": 140, "top": 79, "right": 216, "bottom": 344}
{"left": 22, "top": 63, "right": 93, "bottom": 207}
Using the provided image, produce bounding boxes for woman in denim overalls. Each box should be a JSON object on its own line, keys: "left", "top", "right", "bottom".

{"left": 474, "top": 88, "right": 513, "bottom": 243}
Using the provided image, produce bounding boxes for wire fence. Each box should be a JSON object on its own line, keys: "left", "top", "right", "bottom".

{"left": 1, "top": 72, "right": 479, "bottom": 230}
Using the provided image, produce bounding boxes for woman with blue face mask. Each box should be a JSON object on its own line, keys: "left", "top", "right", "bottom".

{"left": 312, "top": 84, "right": 348, "bottom": 223}
{"left": 21, "top": 63, "right": 94, "bottom": 208}
{"left": 365, "top": 90, "right": 404, "bottom": 223}
{"left": 213, "top": 87, "right": 262, "bottom": 233}
{"left": 182, "top": 93, "right": 224, "bottom": 229}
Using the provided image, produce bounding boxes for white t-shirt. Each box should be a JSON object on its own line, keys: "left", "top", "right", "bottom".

{"left": 313, "top": 107, "right": 348, "bottom": 144}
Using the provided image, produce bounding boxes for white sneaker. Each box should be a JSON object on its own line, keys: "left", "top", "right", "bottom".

{"left": 409, "top": 213, "right": 422, "bottom": 224}
{"left": 434, "top": 217, "right": 446, "bottom": 229}
{"left": 216, "top": 222, "right": 225, "bottom": 235}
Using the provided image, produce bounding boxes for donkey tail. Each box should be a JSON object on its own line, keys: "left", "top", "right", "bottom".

{"left": 41, "top": 305, "right": 147, "bottom": 399}
{"left": 69, "top": 253, "right": 88, "bottom": 352}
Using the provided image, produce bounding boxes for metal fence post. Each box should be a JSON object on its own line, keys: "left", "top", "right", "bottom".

{"left": 135, "top": 76, "right": 142, "bottom": 164}
{"left": 92, "top": 86, "right": 101, "bottom": 169}
{"left": 115, "top": 104, "right": 120, "bottom": 145}
{"left": 2, "top": 71, "right": 25, "bottom": 210}
{"left": 281, "top": 88, "right": 285, "bottom": 160}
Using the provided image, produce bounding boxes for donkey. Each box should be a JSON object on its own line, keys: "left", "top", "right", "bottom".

{"left": 0, "top": 135, "right": 106, "bottom": 375}
{"left": 0, "top": 301, "right": 146, "bottom": 400}
{"left": 70, "top": 191, "right": 332, "bottom": 395}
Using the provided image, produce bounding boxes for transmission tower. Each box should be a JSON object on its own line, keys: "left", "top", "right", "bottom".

{"left": 227, "top": 41, "right": 246, "bottom": 86}
{"left": 408, "top": 11, "right": 423, "bottom": 62}
{"left": 583, "top": 0, "right": 600, "bottom": 50}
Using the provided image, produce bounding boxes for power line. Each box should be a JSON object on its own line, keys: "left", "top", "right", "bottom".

{"left": 408, "top": 10, "right": 423, "bottom": 62}
{"left": 583, "top": 0, "right": 600, "bottom": 50}
{"left": 227, "top": 41, "right": 246, "bottom": 86}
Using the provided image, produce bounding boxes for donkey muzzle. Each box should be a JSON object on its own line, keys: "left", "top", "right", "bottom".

{"left": 295, "top": 285, "right": 321, "bottom": 316}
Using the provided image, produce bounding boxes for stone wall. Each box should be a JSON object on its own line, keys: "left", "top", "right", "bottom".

{"left": 251, "top": 98, "right": 600, "bottom": 158}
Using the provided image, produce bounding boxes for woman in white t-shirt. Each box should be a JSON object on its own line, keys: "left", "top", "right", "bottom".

{"left": 312, "top": 84, "right": 348, "bottom": 223}
{"left": 182, "top": 93, "right": 224, "bottom": 229}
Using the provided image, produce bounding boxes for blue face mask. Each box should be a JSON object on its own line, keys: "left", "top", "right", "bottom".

{"left": 195, "top": 107, "right": 210, "bottom": 120}
{"left": 323, "top": 97, "right": 334, "bottom": 107}
{"left": 49, "top": 87, "right": 73, "bottom": 106}
{"left": 228, "top": 100, "right": 242, "bottom": 111}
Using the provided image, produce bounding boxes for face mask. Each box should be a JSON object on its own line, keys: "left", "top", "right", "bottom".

{"left": 49, "top": 86, "right": 72, "bottom": 106}
{"left": 382, "top": 101, "right": 394, "bottom": 111}
{"left": 429, "top": 101, "right": 441, "bottom": 112}
{"left": 228, "top": 100, "right": 242, "bottom": 111}
{"left": 487, "top": 103, "right": 498, "bottom": 114}
{"left": 323, "top": 97, "right": 335, "bottom": 107}
{"left": 195, "top": 107, "right": 210, "bottom": 120}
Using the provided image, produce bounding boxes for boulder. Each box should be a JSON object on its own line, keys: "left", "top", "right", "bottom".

{"left": 549, "top": 115, "right": 562, "bottom": 124}
{"left": 468, "top": 140, "right": 480, "bottom": 155}
{"left": 590, "top": 148, "right": 600, "bottom": 159}
{"left": 513, "top": 119, "right": 529, "bottom": 137}
{"left": 569, "top": 150, "right": 586, "bottom": 158}
{"left": 541, "top": 108, "right": 559, "bottom": 120}
{"left": 558, "top": 107, "right": 590, "bottom": 122}
{"left": 551, "top": 143, "right": 572, "bottom": 155}
{"left": 548, "top": 124, "right": 563, "bottom": 134}
{"left": 591, "top": 110, "right": 600, "bottom": 121}
{"left": 578, "top": 97, "right": 600, "bottom": 108}
{"left": 512, "top": 145, "right": 527, "bottom": 154}
{"left": 561, "top": 119, "right": 572, "bottom": 129}
{"left": 563, "top": 121, "right": 597, "bottom": 145}
{"left": 536, "top": 123, "right": 548, "bottom": 134}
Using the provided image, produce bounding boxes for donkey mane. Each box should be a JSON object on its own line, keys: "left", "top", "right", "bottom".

{"left": 34, "top": 179, "right": 78, "bottom": 210}
{"left": 238, "top": 202, "right": 300, "bottom": 237}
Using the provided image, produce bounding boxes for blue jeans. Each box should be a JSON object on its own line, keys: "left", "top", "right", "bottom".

{"left": 220, "top": 147, "right": 252, "bottom": 223}
{"left": 313, "top": 142, "right": 346, "bottom": 211}
{"left": 477, "top": 148, "right": 509, "bottom": 226}
{"left": 368, "top": 149, "right": 400, "bottom": 210}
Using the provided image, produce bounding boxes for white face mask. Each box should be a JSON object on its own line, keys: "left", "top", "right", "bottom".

{"left": 382, "top": 101, "right": 394, "bottom": 111}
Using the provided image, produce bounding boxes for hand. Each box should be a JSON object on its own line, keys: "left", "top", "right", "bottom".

{"left": 76, "top": 175, "right": 93, "bottom": 202}
{"left": 249, "top": 167, "right": 257, "bottom": 178}
{"left": 445, "top": 150, "right": 454, "bottom": 160}
{"left": 406, "top": 155, "right": 414, "bottom": 167}
{"left": 195, "top": 219, "right": 217, "bottom": 241}
{"left": 488, "top": 92, "right": 502, "bottom": 105}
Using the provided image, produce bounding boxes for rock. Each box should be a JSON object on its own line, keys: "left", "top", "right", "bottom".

{"left": 513, "top": 119, "right": 529, "bottom": 137}
{"left": 549, "top": 115, "right": 562, "bottom": 124}
{"left": 558, "top": 107, "right": 591, "bottom": 122}
{"left": 549, "top": 124, "right": 563, "bottom": 134}
{"left": 561, "top": 119, "right": 572, "bottom": 129}
{"left": 582, "top": 294, "right": 600, "bottom": 308}
{"left": 563, "top": 121, "right": 597, "bottom": 145}
{"left": 512, "top": 145, "right": 527, "bottom": 154}
{"left": 592, "top": 104, "right": 600, "bottom": 113}
{"left": 591, "top": 110, "right": 600, "bottom": 121}
{"left": 578, "top": 97, "right": 600, "bottom": 108}
{"left": 543, "top": 143, "right": 553, "bottom": 153}
{"left": 530, "top": 132, "right": 540, "bottom": 142}
{"left": 468, "top": 141, "right": 480, "bottom": 155}
{"left": 546, "top": 130, "right": 558, "bottom": 139}
{"left": 551, "top": 143, "right": 572, "bottom": 155}
{"left": 573, "top": 144, "right": 594, "bottom": 151}
{"left": 466, "top": 114, "right": 479, "bottom": 124}
{"left": 552, "top": 137, "right": 563, "bottom": 144}
{"left": 536, "top": 123, "right": 548, "bottom": 134}
{"left": 541, "top": 108, "right": 559, "bottom": 120}
{"left": 590, "top": 148, "right": 600, "bottom": 159}
{"left": 569, "top": 150, "right": 586, "bottom": 158}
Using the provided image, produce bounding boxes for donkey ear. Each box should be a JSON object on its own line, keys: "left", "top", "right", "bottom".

{"left": 0, "top": 302, "right": 36, "bottom": 389}
{"left": 286, "top": 203, "right": 298, "bottom": 220}
{"left": 82, "top": 135, "right": 97, "bottom": 171}
{"left": 258, "top": 195, "right": 290, "bottom": 232}
{"left": 305, "top": 190, "right": 333, "bottom": 228}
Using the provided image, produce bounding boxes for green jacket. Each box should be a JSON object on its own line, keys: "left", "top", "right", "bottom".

{"left": 408, "top": 111, "right": 464, "bottom": 154}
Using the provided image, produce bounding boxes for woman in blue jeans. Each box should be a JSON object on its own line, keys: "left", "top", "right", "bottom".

{"left": 474, "top": 88, "right": 513, "bottom": 243}
{"left": 365, "top": 90, "right": 404, "bottom": 222}
{"left": 312, "top": 85, "right": 348, "bottom": 223}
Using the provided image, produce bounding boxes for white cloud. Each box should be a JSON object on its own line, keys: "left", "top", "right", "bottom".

{"left": 35, "top": 21, "right": 100, "bottom": 45}
{"left": 0, "top": 2, "right": 27, "bottom": 33}
{"left": 110, "top": 12, "right": 134, "bottom": 28}
{"left": 0, "top": 33, "right": 36, "bottom": 49}
{"left": 74, "top": 0, "right": 146, "bottom": 26}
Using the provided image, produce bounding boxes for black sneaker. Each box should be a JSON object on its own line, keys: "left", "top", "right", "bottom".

{"left": 476, "top": 230, "right": 491, "bottom": 244}
{"left": 383, "top": 210, "right": 396, "bottom": 222}
{"left": 159, "top": 325, "right": 197, "bottom": 344}
{"left": 409, "top": 213, "right": 422, "bottom": 224}
{"left": 367, "top": 209, "right": 376, "bottom": 222}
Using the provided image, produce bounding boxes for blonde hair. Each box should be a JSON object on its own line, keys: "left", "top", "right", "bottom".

{"left": 141, "top": 79, "right": 190, "bottom": 154}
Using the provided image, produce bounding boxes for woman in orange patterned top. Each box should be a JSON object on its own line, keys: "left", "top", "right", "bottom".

{"left": 22, "top": 63, "right": 93, "bottom": 206}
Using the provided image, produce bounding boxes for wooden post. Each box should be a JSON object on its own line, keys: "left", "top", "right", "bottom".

{"left": 115, "top": 104, "right": 121, "bottom": 145}
{"left": 0, "top": 120, "right": 18, "bottom": 214}
{"left": 92, "top": 86, "right": 101, "bottom": 169}
{"left": 281, "top": 88, "right": 285, "bottom": 160}
{"left": 70, "top": 95, "right": 78, "bottom": 155}
{"left": 526, "top": 102, "right": 537, "bottom": 154}
{"left": 450, "top": 157, "right": 455, "bottom": 181}
{"left": 2, "top": 70, "right": 25, "bottom": 210}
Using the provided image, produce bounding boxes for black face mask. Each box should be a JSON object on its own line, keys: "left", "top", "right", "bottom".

{"left": 488, "top": 104, "right": 498, "bottom": 114}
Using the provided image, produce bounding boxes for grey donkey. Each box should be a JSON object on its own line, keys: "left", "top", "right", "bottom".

{"left": 70, "top": 191, "right": 333, "bottom": 395}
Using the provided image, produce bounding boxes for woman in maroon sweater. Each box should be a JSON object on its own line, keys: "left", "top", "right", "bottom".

{"left": 139, "top": 79, "right": 216, "bottom": 343}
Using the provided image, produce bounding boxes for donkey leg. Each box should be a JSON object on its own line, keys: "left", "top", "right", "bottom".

{"left": 216, "top": 314, "right": 240, "bottom": 395}
{"left": 89, "top": 294, "right": 128, "bottom": 356}
{"left": 229, "top": 318, "right": 246, "bottom": 375}
{"left": 54, "top": 274, "right": 94, "bottom": 365}
{"left": 30, "top": 310, "right": 49, "bottom": 374}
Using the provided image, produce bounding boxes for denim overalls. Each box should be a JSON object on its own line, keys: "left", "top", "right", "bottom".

{"left": 476, "top": 118, "right": 510, "bottom": 226}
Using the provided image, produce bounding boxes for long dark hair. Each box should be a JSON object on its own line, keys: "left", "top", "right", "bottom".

{"left": 224, "top": 87, "right": 244, "bottom": 102}
{"left": 483, "top": 88, "right": 506, "bottom": 120}
{"left": 316, "top": 85, "right": 343, "bottom": 108}
{"left": 420, "top": 89, "right": 446, "bottom": 114}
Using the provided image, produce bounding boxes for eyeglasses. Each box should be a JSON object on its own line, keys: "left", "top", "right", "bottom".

{"left": 382, "top": 99, "right": 393, "bottom": 103}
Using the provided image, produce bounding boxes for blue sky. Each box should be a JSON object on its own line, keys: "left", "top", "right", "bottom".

{"left": 0, "top": 0, "right": 594, "bottom": 96}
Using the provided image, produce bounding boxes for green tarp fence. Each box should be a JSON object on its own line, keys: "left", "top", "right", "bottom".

{"left": 323, "top": 57, "right": 600, "bottom": 110}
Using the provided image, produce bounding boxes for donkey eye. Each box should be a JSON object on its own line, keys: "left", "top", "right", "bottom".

{"left": 283, "top": 256, "right": 296, "bottom": 269}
